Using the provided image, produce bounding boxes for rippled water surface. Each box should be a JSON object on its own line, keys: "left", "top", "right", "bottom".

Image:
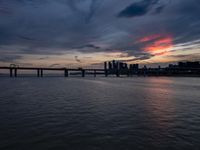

{"left": 0, "top": 77, "right": 200, "bottom": 150}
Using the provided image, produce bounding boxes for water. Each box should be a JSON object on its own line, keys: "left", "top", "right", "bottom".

{"left": 0, "top": 77, "right": 200, "bottom": 150}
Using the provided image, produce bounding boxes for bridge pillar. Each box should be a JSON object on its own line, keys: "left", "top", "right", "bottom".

{"left": 94, "top": 70, "right": 96, "bottom": 77}
{"left": 82, "top": 70, "right": 85, "bottom": 77}
{"left": 37, "top": 69, "right": 40, "bottom": 77}
{"left": 41, "top": 69, "right": 43, "bottom": 77}
{"left": 10, "top": 68, "right": 13, "bottom": 77}
{"left": 14, "top": 69, "right": 17, "bottom": 77}
{"left": 64, "top": 69, "right": 69, "bottom": 77}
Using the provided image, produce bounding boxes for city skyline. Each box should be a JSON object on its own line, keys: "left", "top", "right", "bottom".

{"left": 0, "top": 0, "right": 200, "bottom": 68}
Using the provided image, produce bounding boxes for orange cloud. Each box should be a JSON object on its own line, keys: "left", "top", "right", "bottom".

{"left": 139, "top": 34, "right": 173, "bottom": 56}
{"left": 139, "top": 34, "right": 161, "bottom": 43}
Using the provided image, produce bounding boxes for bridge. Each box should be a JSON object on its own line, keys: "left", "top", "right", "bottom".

{"left": 0, "top": 66, "right": 108, "bottom": 77}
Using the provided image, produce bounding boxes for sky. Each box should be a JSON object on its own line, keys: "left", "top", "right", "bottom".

{"left": 0, "top": 0, "right": 200, "bottom": 68}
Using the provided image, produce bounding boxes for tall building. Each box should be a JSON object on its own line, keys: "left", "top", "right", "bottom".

{"left": 129, "top": 64, "right": 139, "bottom": 70}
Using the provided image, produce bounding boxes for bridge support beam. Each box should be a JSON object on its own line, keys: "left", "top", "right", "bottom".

{"left": 37, "top": 69, "right": 40, "bottom": 77}
{"left": 40, "top": 69, "right": 43, "bottom": 77}
{"left": 82, "top": 70, "right": 85, "bottom": 77}
{"left": 64, "top": 69, "right": 69, "bottom": 77}
{"left": 10, "top": 68, "right": 13, "bottom": 77}
{"left": 14, "top": 69, "right": 17, "bottom": 77}
{"left": 94, "top": 70, "right": 96, "bottom": 77}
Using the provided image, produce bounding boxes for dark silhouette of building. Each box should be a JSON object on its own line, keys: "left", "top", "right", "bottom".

{"left": 104, "top": 60, "right": 139, "bottom": 76}
{"left": 129, "top": 64, "right": 139, "bottom": 70}
{"left": 104, "top": 60, "right": 200, "bottom": 77}
{"left": 178, "top": 61, "right": 200, "bottom": 68}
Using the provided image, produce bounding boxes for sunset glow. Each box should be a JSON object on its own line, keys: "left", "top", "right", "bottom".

{"left": 139, "top": 34, "right": 173, "bottom": 55}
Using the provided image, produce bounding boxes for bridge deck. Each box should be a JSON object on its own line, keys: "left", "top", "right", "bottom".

{"left": 0, "top": 67, "right": 104, "bottom": 71}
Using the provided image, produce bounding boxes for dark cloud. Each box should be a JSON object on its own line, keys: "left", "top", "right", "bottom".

{"left": 75, "top": 44, "right": 101, "bottom": 50}
{"left": 75, "top": 56, "right": 81, "bottom": 63}
{"left": 118, "top": 0, "right": 160, "bottom": 18}
{"left": 18, "top": 35, "right": 35, "bottom": 41}
{"left": 122, "top": 53, "right": 154, "bottom": 62}
{"left": 84, "top": 44, "right": 100, "bottom": 49}
{"left": 154, "top": 5, "right": 165, "bottom": 14}
{"left": 85, "top": 0, "right": 100, "bottom": 23}
{"left": 66, "top": 0, "right": 100, "bottom": 23}
{"left": 0, "top": 55, "right": 22, "bottom": 63}
{"left": 38, "top": 57, "right": 49, "bottom": 60}
{"left": 0, "top": 8, "right": 12, "bottom": 15}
